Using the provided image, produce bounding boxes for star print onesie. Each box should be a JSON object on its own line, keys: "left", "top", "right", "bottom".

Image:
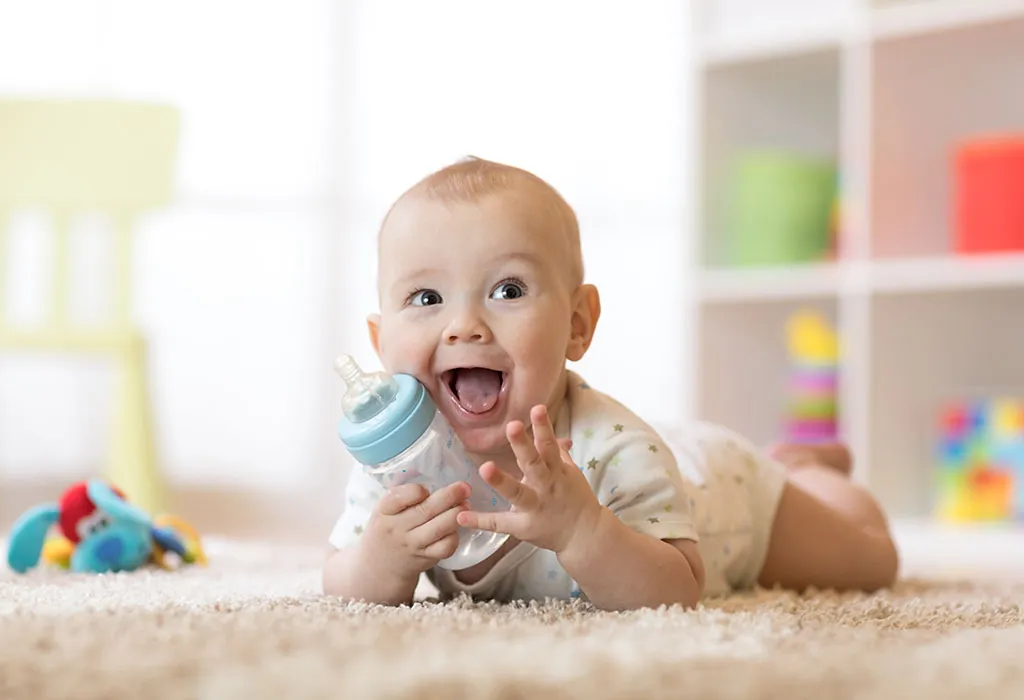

{"left": 328, "top": 370, "right": 789, "bottom": 600}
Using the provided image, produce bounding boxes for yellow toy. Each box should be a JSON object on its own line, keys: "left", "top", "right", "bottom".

{"left": 785, "top": 310, "right": 840, "bottom": 443}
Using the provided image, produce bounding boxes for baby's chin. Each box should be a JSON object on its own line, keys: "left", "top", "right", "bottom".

{"left": 454, "top": 425, "right": 514, "bottom": 462}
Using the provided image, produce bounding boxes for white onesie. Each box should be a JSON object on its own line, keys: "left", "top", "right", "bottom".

{"left": 328, "top": 371, "right": 789, "bottom": 600}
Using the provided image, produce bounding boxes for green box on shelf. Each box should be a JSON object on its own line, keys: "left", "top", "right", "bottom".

{"left": 727, "top": 150, "right": 837, "bottom": 266}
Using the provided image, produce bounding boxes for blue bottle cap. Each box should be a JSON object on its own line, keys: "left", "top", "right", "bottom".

{"left": 337, "top": 373, "right": 436, "bottom": 465}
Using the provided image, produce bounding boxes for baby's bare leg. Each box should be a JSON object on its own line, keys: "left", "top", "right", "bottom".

{"left": 757, "top": 444, "right": 899, "bottom": 593}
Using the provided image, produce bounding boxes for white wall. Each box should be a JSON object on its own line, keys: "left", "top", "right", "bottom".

{"left": 0, "top": 1, "right": 694, "bottom": 504}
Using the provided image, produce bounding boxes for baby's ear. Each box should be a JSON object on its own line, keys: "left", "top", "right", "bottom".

{"left": 567, "top": 284, "right": 601, "bottom": 362}
{"left": 366, "top": 313, "right": 384, "bottom": 360}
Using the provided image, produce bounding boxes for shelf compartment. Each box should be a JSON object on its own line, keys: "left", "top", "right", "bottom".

{"left": 868, "top": 288, "right": 1024, "bottom": 519}
{"left": 871, "top": 16, "right": 1024, "bottom": 258}
{"left": 697, "top": 298, "right": 839, "bottom": 448}
{"left": 700, "top": 48, "right": 841, "bottom": 267}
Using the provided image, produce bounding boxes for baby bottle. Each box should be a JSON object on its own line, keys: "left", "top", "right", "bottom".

{"left": 333, "top": 354, "right": 511, "bottom": 570}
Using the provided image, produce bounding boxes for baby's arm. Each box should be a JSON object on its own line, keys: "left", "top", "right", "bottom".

{"left": 457, "top": 405, "right": 705, "bottom": 611}
{"left": 558, "top": 511, "right": 705, "bottom": 611}
{"left": 558, "top": 430, "right": 706, "bottom": 610}
{"left": 323, "top": 542, "right": 419, "bottom": 606}
{"left": 322, "top": 478, "right": 469, "bottom": 605}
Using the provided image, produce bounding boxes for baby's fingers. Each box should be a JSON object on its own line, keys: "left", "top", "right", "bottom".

{"left": 507, "top": 419, "right": 548, "bottom": 483}
{"left": 405, "top": 481, "right": 471, "bottom": 528}
{"left": 530, "top": 405, "right": 562, "bottom": 466}
{"left": 558, "top": 437, "right": 574, "bottom": 463}
{"left": 457, "top": 509, "right": 520, "bottom": 537}
{"left": 378, "top": 483, "right": 430, "bottom": 516}
{"left": 379, "top": 481, "right": 469, "bottom": 528}
{"left": 479, "top": 461, "right": 539, "bottom": 512}
{"left": 409, "top": 504, "right": 466, "bottom": 552}
{"left": 421, "top": 533, "right": 460, "bottom": 562}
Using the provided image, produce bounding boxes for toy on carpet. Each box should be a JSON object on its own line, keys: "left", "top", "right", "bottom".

{"left": 784, "top": 310, "right": 839, "bottom": 443}
{"left": 935, "top": 398, "right": 1024, "bottom": 522}
{"left": 6, "top": 479, "right": 206, "bottom": 574}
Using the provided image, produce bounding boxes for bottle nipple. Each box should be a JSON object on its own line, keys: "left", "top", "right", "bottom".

{"left": 333, "top": 354, "right": 365, "bottom": 388}
{"left": 334, "top": 354, "right": 400, "bottom": 423}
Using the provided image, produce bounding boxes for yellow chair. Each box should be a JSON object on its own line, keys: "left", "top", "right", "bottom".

{"left": 0, "top": 99, "right": 180, "bottom": 514}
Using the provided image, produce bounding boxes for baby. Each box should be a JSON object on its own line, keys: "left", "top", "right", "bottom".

{"left": 322, "top": 157, "right": 899, "bottom": 610}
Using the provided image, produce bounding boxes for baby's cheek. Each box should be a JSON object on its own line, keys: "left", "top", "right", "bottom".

{"left": 379, "top": 326, "right": 433, "bottom": 375}
{"left": 513, "top": 331, "right": 570, "bottom": 394}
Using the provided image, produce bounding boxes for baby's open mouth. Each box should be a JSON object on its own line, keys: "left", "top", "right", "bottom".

{"left": 443, "top": 368, "right": 506, "bottom": 415}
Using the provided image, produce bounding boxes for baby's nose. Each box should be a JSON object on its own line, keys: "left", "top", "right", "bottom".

{"left": 448, "top": 328, "right": 485, "bottom": 343}
{"left": 445, "top": 311, "right": 492, "bottom": 344}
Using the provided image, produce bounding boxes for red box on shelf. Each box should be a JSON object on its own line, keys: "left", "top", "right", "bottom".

{"left": 954, "top": 136, "right": 1024, "bottom": 255}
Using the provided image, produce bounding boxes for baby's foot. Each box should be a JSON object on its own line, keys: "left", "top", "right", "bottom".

{"left": 767, "top": 442, "right": 853, "bottom": 477}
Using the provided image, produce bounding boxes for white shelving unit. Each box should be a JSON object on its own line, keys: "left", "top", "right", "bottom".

{"left": 688, "top": 0, "right": 1024, "bottom": 524}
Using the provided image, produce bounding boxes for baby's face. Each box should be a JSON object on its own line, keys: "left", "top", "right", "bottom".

{"left": 370, "top": 191, "right": 579, "bottom": 457}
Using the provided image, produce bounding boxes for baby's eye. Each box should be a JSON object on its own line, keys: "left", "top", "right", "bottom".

{"left": 491, "top": 280, "right": 525, "bottom": 301}
{"left": 410, "top": 289, "right": 443, "bottom": 307}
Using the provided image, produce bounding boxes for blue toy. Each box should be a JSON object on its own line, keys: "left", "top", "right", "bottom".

{"left": 935, "top": 399, "right": 1024, "bottom": 522}
{"left": 6, "top": 478, "right": 206, "bottom": 574}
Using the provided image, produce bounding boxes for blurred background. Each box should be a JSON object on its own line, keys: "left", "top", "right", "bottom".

{"left": 0, "top": 0, "right": 691, "bottom": 540}
{"left": 2, "top": 0, "right": 1024, "bottom": 564}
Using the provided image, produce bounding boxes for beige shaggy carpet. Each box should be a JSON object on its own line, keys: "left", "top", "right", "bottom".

{"left": 2, "top": 538, "right": 1023, "bottom": 700}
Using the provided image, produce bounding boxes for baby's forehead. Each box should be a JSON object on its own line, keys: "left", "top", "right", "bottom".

{"left": 377, "top": 162, "right": 584, "bottom": 286}
{"left": 380, "top": 188, "right": 570, "bottom": 253}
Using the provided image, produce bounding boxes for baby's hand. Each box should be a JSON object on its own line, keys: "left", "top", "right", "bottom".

{"left": 363, "top": 481, "right": 469, "bottom": 578}
{"left": 457, "top": 405, "right": 603, "bottom": 554}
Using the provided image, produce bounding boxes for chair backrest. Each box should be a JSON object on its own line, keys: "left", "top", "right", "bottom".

{"left": 0, "top": 100, "right": 180, "bottom": 329}
{"left": 0, "top": 99, "right": 179, "bottom": 210}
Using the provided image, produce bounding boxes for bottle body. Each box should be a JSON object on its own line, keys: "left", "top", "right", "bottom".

{"left": 367, "top": 410, "right": 510, "bottom": 571}
{"left": 332, "top": 355, "right": 511, "bottom": 572}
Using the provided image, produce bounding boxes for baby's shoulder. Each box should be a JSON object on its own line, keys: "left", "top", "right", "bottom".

{"left": 565, "top": 373, "right": 673, "bottom": 460}
{"left": 565, "top": 375, "right": 759, "bottom": 471}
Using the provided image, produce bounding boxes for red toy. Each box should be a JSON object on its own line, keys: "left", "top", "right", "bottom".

{"left": 954, "top": 135, "right": 1024, "bottom": 254}
{"left": 58, "top": 481, "right": 127, "bottom": 544}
